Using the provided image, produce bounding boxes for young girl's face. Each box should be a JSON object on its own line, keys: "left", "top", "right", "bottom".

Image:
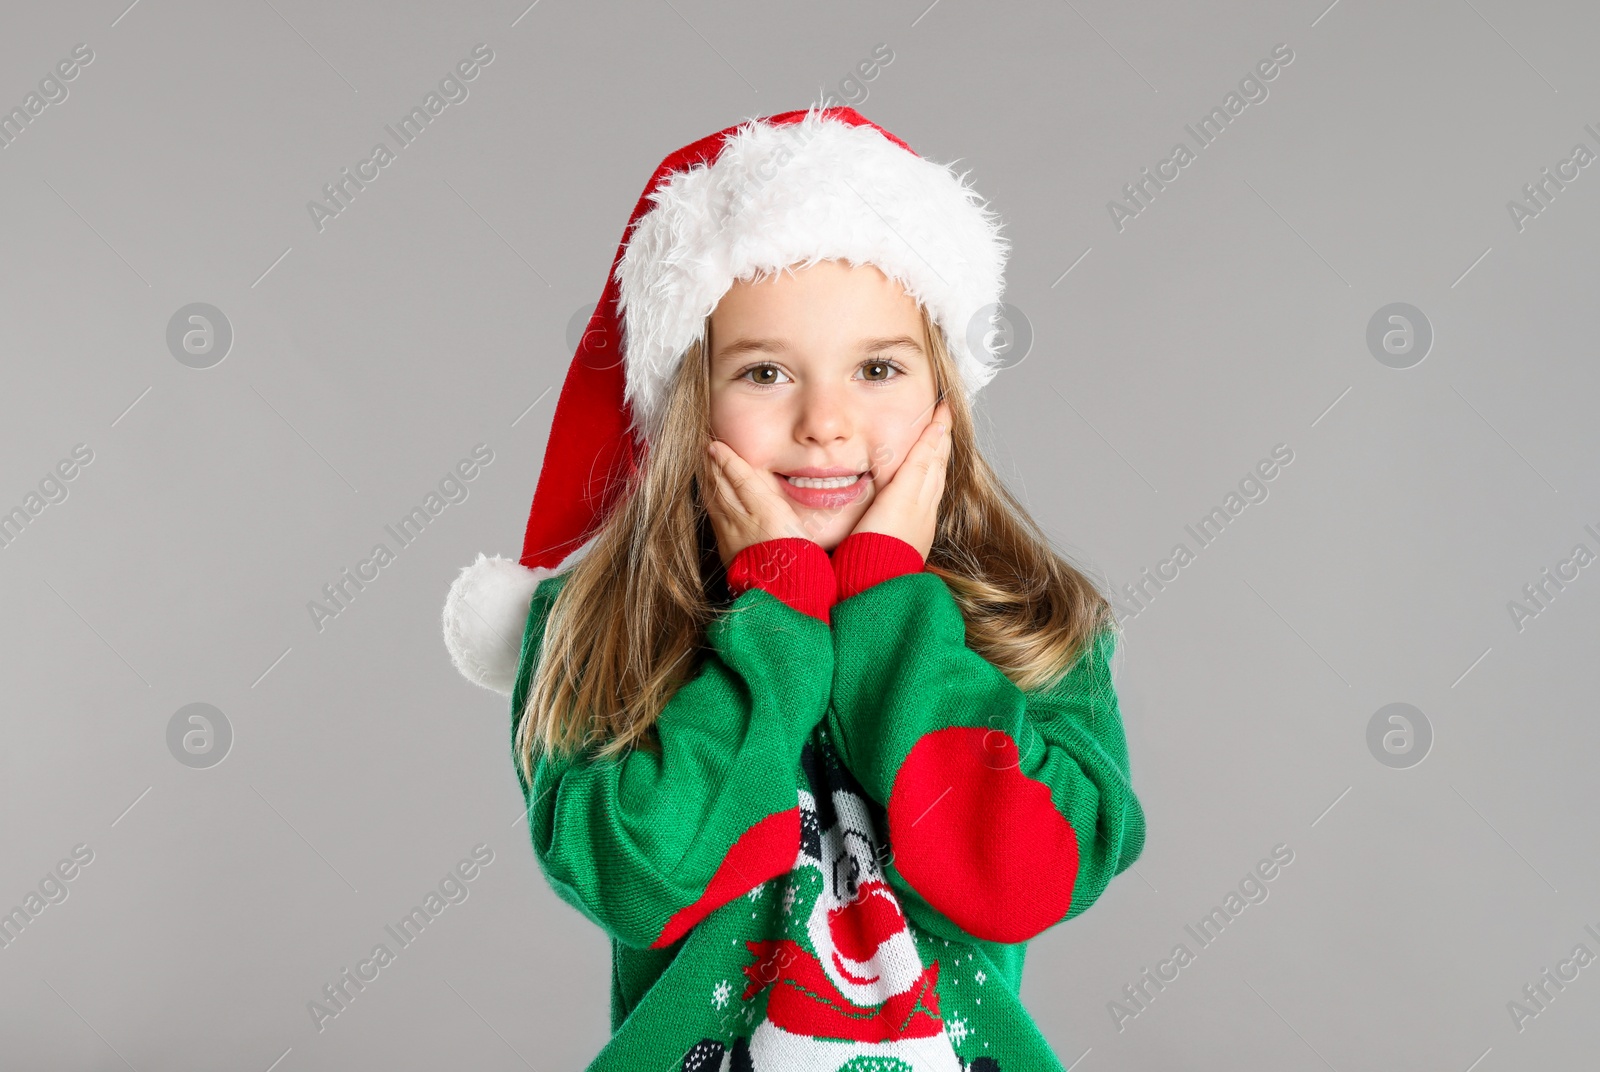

{"left": 708, "top": 259, "right": 940, "bottom": 553}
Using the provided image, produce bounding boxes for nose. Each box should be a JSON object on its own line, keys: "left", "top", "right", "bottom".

{"left": 793, "top": 378, "right": 854, "bottom": 445}
{"left": 826, "top": 881, "right": 905, "bottom": 963}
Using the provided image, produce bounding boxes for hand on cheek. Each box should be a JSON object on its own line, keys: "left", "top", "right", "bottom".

{"left": 848, "top": 400, "right": 951, "bottom": 561}
{"left": 704, "top": 440, "right": 808, "bottom": 568}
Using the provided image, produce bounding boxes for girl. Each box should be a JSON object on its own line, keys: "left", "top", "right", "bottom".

{"left": 442, "top": 105, "right": 1145, "bottom": 1072}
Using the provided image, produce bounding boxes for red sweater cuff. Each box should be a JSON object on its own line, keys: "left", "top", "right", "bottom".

{"left": 726, "top": 538, "right": 836, "bottom": 624}
{"left": 832, "top": 532, "right": 925, "bottom": 602}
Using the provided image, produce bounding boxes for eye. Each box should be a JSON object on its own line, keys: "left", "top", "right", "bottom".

{"left": 735, "top": 358, "right": 909, "bottom": 390}
{"left": 737, "top": 363, "right": 791, "bottom": 389}
{"left": 859, "top": 358, "right": 908, "bottom": 384}
{"left": 832, "top": 851, "right": 862, "bottom": 901}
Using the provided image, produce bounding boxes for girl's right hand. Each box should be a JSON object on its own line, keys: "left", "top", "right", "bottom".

{"left": 705, "top": 440, "right": 809, "bottom": 568}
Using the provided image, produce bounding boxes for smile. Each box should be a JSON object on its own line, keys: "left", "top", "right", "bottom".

{"left": 784, "top": 474, "right": 861, "bottom": 489}
{"left": 831, "top": 951, "right": 880, "bottom": 986}
{"left": 777, "top": 472, "right": 869, "bottom": 509}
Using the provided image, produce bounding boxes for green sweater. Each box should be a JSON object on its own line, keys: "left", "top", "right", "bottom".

{"left": 510, "top": 562, "right": 1145, "bottom": 1071}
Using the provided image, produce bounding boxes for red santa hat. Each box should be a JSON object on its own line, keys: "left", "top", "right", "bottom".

{"left": 443, "top": 104, "right": 1010, "bottom": 694}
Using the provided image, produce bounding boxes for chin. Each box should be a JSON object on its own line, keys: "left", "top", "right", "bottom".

{"left": 815, "top": 532, "right": 846, "bottom": 554}
{"left": 804, "top": 517, "right": 856, "bottom": 553}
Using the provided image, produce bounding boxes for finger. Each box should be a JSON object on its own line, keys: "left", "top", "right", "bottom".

{"left": 716, "top": 441, "right": 801, "bottom": 531}
{"left": 911, "top": 396, "right": 952, "bottom": 431}
{"left": 712, "top": 440, "right": 760, "bottom": 498}
{"left": 900, "top": 414, "right": 952, "bottom": 501}
{"left": 713, "top": 452, "right": 800, "bottom": 550}
{"left": 709, "top": 441, "right": 751, "bottom": 498}
{"left": 930, "top": 420, "right": 953, "bottom": 495}
{"left": 715, "top": 445, "right": 774, "bottom": 527}
{"left": 709, "top": 455, "right": 749, "bottom": 520}
{"left": 935, "top": 411, "right": 953, "bottom": 463}
{"left": 705, "top": 445, "right": 746, "bottom": 521}
{"left": 908, "top": 411, "right": 949, "bottom": 477}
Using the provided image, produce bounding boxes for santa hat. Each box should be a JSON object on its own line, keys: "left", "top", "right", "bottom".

{"left": 443, "top": 104, "right": 1010, "bottom": 694}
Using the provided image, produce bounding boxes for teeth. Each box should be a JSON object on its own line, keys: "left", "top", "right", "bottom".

{"left": 786, "top": 474, "right": 860, "bottom": 489}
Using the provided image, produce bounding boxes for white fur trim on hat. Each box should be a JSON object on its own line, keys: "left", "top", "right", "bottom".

{"left": 442, "top": 553, "right": 557, "bottom": 696}
{"left": 614, "top": 108, "right": 1010, "bottom": 446}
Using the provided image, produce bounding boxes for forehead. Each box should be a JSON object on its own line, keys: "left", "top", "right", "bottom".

{"left": 709, "top": 260, "right": 926, "bottom": 361}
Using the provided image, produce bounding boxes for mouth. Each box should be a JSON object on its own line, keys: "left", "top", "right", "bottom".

{"left": 831, "top": 950, "right": 880, "bottom": 986}
{"left": 776, "top": 469, "right": 871, "bottom": 510}
{"left": 779, "top": 471, "right": 867, "bottom": 489}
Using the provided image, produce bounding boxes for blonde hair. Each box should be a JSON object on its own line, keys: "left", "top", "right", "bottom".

{"left": 514, "top": 303, "right": 1115, "bottom": 782}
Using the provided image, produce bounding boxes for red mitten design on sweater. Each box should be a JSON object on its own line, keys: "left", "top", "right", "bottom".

{"left": 727, "top": 538, "right": 835, "bottom": 623}
{"left": 653, "top": 806, "right": 800, "bottom": 948}
{"left": 886, "top": 725, "right": 1078, "bottom": 944}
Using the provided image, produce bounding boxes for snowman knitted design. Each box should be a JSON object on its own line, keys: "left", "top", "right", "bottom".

{"left": 680, "top": 735, "right": 978, "bottom": 1072}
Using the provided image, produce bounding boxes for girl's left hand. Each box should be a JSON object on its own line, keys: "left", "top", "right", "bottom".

{"left": 848, "top": 399, "right": 952, "bottom": 561}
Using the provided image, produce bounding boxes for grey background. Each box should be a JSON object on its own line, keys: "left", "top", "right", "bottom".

{"left": 2, "top": 0, "right": 1596, "bottom": 1069}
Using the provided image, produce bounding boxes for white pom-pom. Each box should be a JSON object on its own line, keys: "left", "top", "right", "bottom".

{"left": 442, "top": 553, "right": 555, "bottom": 695}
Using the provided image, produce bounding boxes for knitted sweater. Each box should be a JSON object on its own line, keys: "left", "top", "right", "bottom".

{"left": 510, "top": 533, "right": 1146, "bottom": 1071}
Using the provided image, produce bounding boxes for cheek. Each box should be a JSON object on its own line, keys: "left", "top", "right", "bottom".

{"left": 870, "top": 453, "right": 900, "bottom": 485}
{"left": 707, "top": 392, "right": 731, "bottom": 440}
{"left": 710, "top": 401, "right": 774, "bottom": 466}
{"left": 870, "top": 425, "right": 924, "bottom": 482}
{"left": 708, "top": 394, "right": 743, "bottom": 442}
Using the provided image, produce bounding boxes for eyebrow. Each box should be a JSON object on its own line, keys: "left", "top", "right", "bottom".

{"left": 713, "top": 334, "right": 925, "bottom": 364}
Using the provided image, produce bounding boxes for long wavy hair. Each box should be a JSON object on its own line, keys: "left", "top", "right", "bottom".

{"left": 515, "top": 301, "right": 1115, "bottom": 782}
